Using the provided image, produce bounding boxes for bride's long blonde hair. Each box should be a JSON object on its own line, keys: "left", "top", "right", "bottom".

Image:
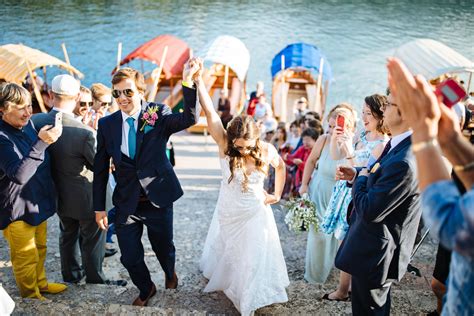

{"left": 225, "top": 116, "right": 266, "bottom": 192}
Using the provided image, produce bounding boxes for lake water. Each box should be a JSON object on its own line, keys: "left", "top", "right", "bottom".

{"left": 2, "top": 0, "right": 473, "bottom": 112}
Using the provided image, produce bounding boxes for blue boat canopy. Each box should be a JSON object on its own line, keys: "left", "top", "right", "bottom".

{"left": 271, "top": 43, "right": 332, "bottom": 81}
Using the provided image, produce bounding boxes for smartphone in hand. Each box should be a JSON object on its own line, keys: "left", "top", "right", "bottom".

{"left": 55, "top": 112, "right": 63, "bottom": 127}
{"left": 336, "top": 115, "right": 345, "bottom": 131}
{"left": 435, "top": 78, "right": 467, "bottom": 108}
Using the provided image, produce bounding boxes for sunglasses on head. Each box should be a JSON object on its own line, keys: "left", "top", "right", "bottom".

{"left": 79, "top": 101, "right": 93, "bottom": 107}
{"left": 112, "top": 88, "right": 134, "bottom": 98}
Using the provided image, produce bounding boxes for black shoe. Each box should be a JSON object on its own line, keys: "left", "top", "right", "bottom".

{"left": 105, "top": 248, "right": 118, "bottom": 258}
{"left": 105, "top": 279, "right": 127, "bottom": 287}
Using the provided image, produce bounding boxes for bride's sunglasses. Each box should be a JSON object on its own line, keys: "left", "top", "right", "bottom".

{"left": 112, "top": 88, "right": 134, "bottom": 98}
{"left": 234, "top": 144, "right": 256, "bottom": 151}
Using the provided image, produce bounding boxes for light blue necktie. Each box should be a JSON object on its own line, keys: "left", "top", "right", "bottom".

{"left": 126, "top": 117, "right": 136, "bottom": 159}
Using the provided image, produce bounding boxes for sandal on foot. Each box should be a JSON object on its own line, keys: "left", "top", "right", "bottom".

{"left": 322, "top": 293, "right": 351, "bottom": 302}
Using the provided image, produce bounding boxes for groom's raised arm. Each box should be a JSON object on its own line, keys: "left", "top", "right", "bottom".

{"left": 160, "top": 85, "right": 199, "bottom": 136}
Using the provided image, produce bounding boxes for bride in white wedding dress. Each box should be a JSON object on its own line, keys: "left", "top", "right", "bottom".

{"left": 190, "top": 58, "right": 289, "bottom": 315}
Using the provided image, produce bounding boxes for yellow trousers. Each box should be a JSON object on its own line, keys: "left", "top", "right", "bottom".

{"left": 3, "top": 220, "right": 48, "bottom": 298}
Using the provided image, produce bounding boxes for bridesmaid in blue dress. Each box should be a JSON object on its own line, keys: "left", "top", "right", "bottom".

{"left": 321, "top": 94, "right": 389, "bottom": 301}
{"left": 299, "top": 104, "right": 355, "bottom": 284}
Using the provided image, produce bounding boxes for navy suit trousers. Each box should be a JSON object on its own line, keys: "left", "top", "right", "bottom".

{"left": 115, "top": 201, "right": 175, "bottom": 299}
{"left": 352, "top": 275, "right": 391, "bottom": 316}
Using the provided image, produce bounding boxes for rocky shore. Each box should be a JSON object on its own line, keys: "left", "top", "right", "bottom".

{"left": 0, "top": 132, "right": 437, "bottom": 315}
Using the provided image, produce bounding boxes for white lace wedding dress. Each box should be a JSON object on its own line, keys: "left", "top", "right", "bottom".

{"left": 200, "top": 145, "right": 289, "bottom": 315}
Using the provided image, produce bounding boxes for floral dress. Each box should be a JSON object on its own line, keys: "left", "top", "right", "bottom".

{"left": 320, "top": 131, "right": 387, "bottom": 240}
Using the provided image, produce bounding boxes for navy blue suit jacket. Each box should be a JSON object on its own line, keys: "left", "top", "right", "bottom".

{"left": 335, "top": 137, "right": 422, "bottom": 288}
{"left": 93, "top": 86, "right": 198, "bottom": 219}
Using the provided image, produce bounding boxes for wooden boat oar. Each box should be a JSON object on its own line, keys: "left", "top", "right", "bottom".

{"left": 20, "top": 44, "right": 46, "bottom": 113}
{"left": 116, "top": 42, "right": 122, "bottom": 71}
{"left": 280, "top": 54, "right": 286, "bottom": 122}
{"left": 61, "top": 43, "right": 74, "bottom": 76}
{"left": 223, "top": 64, "right": 229, "bottom": 96}
{"left": 467, "top": 72, "right": 472, "bottom": 93}
{"left": 147, "top": 45, "right": 168, "bottom": 102}
{"left": 315, "top": 58, "right": 324, "bottom": 116}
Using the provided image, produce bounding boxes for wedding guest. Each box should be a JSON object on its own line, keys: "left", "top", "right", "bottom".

{"left": 285, "top": 128, "right": 320, "bottom": 194}
{"left": 285, "top": 120, "right": 302, "bottom": 151}
{"left": 334, "top": 82, "right": 422, "bottom": 315}
{"left": 90, "top": 83, "right": 112, "bottom": 129}
{"left": 217, "top": 90, "right": 232, "bottom": 128}
{"left": 254, "top": 94, "right": 273, "bottom": 121}
{"left": 0, "top": 82, "right": 65, "bottom": 299}
{"left": 73, "top": 86, "right": 93, "bottom": 124}
{"left": 294, "top": 97, "right": 308, "bottom": 120}
{"left": 32, "top": 75, "right": 125, "bottom": 286}
{"left": 266, "top": 125, "right": 289, "bottom": 194}
{"left": 387, "top": 58, "right": 474, "bottom": 316}
{"left": 246, "top": 81, "right": 264, "bottom": 117}
{"left": 322, "top": 95, "right": 388, "bottom": 302}
{"left": 299, "top": 105, "right": 350, "bottom": 284}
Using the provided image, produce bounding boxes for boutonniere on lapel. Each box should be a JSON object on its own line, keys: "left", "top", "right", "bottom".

{"left": 140, "top": 105, "right": 159, "bottom": 133}
{"left": 370, "top": 162, "right": 380, "bottom": 173}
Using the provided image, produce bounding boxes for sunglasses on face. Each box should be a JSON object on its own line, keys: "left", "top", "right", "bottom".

{"left": 112, "top": 88, "right": 134, "bottom": 98}
{"left": 234, "top": 144, "right": 256, "bottom": 151}
{"left": 79, "top": 101, "right": 93, "bottom": 108}
{"left": 100, "top": 102, "right": 112, "bottom": 108}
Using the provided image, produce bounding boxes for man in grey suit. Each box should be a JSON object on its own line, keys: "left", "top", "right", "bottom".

{"left": 32, "top": 75, "right": 124, "bottom": 286}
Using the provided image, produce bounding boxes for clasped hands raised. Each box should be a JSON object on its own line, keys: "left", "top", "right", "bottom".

{"left": 183, "top": 57, "right": 205, "bottom": 84}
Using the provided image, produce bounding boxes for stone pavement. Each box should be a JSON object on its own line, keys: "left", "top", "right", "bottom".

{"left": 0, "top": 132, "right": 438, "bottom": 315}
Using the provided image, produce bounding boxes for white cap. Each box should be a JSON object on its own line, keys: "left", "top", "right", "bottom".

{"left": 52, "top": 74, "right": 80, "bottom": 96}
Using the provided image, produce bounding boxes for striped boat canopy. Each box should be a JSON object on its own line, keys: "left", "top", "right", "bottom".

{"left": 394, "top": 39, "right": 474, "bottom": 80}
{"left": 0, "top": 44, "right": 83, "bottom": 84}
{"left": 202, "top": 35, "right": 250, "bottom": 82}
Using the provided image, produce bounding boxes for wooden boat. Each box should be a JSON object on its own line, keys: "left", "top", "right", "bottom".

{"left": 113, "top": 34, "right": 190, "bottom": 111}
{"left": 0, "top": 43, "right": 84, "bottom": 112}
{"left": 394, "top": 38, "right": 474, "bottom": 92}
{"left": 271, "top": 43, "right": 332, "bottom": 123}
{"left": 187, "top": 35, "right": 250, "bottom": 133}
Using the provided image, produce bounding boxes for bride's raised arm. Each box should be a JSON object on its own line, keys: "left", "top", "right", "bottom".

{"left": 193, "top": 58, "right": 227, "bottom": 149}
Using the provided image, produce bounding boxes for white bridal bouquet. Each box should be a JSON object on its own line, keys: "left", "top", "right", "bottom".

{"left": 284, "top": 194, "right": 319, "bottom": 233}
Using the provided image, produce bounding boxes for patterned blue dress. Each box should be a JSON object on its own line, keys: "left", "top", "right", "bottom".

{"left": 320, "top": 131, "right": 387, "bottom": 240}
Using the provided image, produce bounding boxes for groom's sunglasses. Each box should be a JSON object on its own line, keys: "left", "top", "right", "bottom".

{"left": 112, "top": 88, "right": 134, "bottom": 98}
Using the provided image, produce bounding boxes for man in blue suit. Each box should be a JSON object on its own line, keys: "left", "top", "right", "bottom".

{"left": 334, "top": 93, "right": 422, "bottom": 315}
{"left": 93, "top": 60, "right": 200, "bottom": 306}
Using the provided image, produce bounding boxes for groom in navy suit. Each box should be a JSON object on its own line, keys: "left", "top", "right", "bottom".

{"left": 93, "top": 60, "right": 199, "bottom": 306}
{"left": 335, "top": 93, "right": 422, "bottom": 315}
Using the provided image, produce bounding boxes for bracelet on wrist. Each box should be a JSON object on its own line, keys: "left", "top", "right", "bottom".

{"left": 412, "top": 138, "right": 439, "bottom": 153}
{"left": 453, "top": 161, "right": 474, "bottom": 173}
{"left": 181, "top": 80, "right": 195, "bottom": 88}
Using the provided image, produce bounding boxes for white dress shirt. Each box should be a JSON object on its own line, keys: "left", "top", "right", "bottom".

{"left": 120, "top": 110, "right": 140, "bottom": 158}
{"left": 349, "top": 130, "right": 412, "bottom": 183}
{"left": 388, "top": 130, "right": 412, "bottom": 153}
